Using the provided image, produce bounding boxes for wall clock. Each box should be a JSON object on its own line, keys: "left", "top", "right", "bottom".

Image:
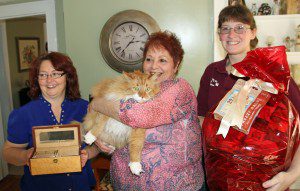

{"left": 99, "top": 10, "right": 160, "bottom": 72}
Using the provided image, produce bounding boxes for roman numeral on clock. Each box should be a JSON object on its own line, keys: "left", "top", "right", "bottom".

{"left": 121, "top": 51, "right": 125, "bottom": 58}
{"left": 115, "top": 47, "right": 121, "bottom": 53}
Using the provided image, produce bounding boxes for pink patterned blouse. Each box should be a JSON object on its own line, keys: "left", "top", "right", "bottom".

{"left": 111, "top": 78, "right": 204, "bottom": 191}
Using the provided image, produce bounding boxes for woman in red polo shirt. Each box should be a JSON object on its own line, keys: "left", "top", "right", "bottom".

{"left": 197, "top": 4, "right": 300, "bottom": 191}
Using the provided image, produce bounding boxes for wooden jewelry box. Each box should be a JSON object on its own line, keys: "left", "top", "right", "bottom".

{"left": 29, "top": 124, "right": 82, "bottom": 175}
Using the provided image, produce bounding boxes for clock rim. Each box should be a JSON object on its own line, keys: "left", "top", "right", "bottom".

{"left": 110, "top": 21, "right": 149, "bottom": 63}
{"left": 100, "top": 9, "right": 160, "bottom": 73}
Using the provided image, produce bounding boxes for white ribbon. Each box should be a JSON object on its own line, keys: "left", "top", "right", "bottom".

{"left": 216, "top": 79, "right": 278, "bottom": 138}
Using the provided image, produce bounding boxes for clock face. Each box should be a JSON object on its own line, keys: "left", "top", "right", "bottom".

{"left": 111, "top": 22, "right": 149, "bottom": 63}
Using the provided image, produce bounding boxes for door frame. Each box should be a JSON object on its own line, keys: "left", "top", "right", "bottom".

{"left": 0, "top": 0, "right": 58, "bottom": 51}
{"left": 0, "top": 21, "right": 10, "bottom": 179}
{"left": 0, "top": 0, "right": 58, "bottom": 179}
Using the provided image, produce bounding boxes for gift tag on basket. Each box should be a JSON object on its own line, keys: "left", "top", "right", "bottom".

{"left": 214, "top": 77, "right": 278, "bottom": 138}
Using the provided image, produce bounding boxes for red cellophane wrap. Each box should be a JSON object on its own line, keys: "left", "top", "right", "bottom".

{"left": 203, "top": 46, "right": 300, "bottom": 191}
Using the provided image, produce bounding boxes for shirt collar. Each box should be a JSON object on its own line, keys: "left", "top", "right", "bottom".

{"left": 38, "top": 94, "right": 68, "bottom": 105}
{"left": 160, "top": 78, "right": 178, "bottom": 91}
{"left": 214, "top": 57, "right": 228, "bottom": 74}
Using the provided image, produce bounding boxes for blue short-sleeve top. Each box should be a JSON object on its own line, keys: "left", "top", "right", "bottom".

{"left": 7, "top": 96, "right": 95, "bottom": 191}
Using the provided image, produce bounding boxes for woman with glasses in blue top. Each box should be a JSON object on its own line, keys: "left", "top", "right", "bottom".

{"left": 2, "top": 52, "right": 95, "bottom": 191}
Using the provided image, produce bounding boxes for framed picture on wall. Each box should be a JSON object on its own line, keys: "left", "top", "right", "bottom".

{"left": 16, "top": 37, "right": 40, "bottom": 72}
{"left": 287, "top": 0, "right": 300, "bottom": 14}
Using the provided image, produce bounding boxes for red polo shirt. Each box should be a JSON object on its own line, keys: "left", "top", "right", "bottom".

{"left": 197, "top": 58, "right": 300, "bottom": 116}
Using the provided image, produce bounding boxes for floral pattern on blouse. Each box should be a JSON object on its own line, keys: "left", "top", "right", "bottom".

{"left": 111, "top": 78, "right": 204, "bottom": 191}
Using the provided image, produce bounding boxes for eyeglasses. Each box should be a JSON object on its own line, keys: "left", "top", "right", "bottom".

{"left": 218, "top": 25, "right": 251, "bottom": 34}
{"left": 38, "top": 72, "right": 66, "bottom": 80}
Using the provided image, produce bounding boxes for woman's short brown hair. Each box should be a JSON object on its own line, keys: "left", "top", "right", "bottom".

{"left": 143, "top": 31, "right": 184, "bottom": 74}
{"left": 218, "top": 5, "right": 258, "bottom": 49}
{"left": 28, "top": 52, "right": 81, "bottom": 100}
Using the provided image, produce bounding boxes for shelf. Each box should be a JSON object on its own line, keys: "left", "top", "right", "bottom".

{"left": 255, "top": 14, "right": 300, "bottom": 20}
{"left": 255, "top": 15, "right": 300, "bottom": 50}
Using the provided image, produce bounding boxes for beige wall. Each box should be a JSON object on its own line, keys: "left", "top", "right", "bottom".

{"left": 62, "top": 0, "right": 214, "bottom": 100}
{"left": 6, "top": 17, "right": 46, "bottom": 108}
{"left": 0, "top": 0, "right": 38, "bottom": 6}
{"left": 55, "top": 0, "right": 66, "bottom": 53}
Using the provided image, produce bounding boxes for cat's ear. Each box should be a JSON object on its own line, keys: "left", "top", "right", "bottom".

{"left": 134, "top": 70, "right": 143, "bottom": 75}
{"left": 122, "top": 71, "right": 134, "bottom": 80}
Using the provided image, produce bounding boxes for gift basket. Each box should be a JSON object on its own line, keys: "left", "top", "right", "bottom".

{"left": 203, "top": 46, "right": 300, "bottom": 191}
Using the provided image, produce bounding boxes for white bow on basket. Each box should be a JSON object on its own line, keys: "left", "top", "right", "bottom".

{"left": 215, "top": 77, "right": 278, "bottom": 138}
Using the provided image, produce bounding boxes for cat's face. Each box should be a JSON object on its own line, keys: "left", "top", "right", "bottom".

{"left": 123, "top": 71, "right": 160, "bottom": 102}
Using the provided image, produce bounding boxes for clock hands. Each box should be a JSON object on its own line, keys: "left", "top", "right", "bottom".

{"left": 118, "top": 35, "right": 144, "bottom": 61}
{"left": 125, "top": 34, "right": 135, "bottom": 38}
{"left": 121, "top": 37, "right": 142, "bottom": 53}
{"left": 121, "top": 37, "right": 135, "bottom": 53}
{"left": 124, "top": 35, "right": 142, "bottom": 43}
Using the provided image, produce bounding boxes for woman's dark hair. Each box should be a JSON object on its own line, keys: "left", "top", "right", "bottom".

{"left": 218, "top": 5, "right": 258, "bottom": 49}
{"left": 143, "top": 30, "right": 184, "bottom": 74}
{"left": 28, "top": 52, "right": 81, "bottom": 100}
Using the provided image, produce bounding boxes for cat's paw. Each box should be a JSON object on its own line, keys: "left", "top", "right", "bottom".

{"left": 84, "top": 131, "right": 97, "bottom": 145}
{"left": 129, "top": 162, "right": 144, "bottom": 176}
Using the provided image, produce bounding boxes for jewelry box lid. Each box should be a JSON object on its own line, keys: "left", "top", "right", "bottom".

{"left": 32, "top": 124, "right": 81, "bottom": 149}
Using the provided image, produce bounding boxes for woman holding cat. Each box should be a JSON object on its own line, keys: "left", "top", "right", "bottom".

{"left": 86, "top": 31, "right": 205, "bottom": 190}
{"left": 2, "top": 52, "right": 95, "bottom": 191}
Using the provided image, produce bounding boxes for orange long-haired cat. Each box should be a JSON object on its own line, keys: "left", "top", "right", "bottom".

{"left": 83, "top": 70, "right": 160, "bottom": 176}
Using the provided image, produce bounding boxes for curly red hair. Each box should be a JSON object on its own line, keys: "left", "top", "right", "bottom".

{"left": 143, "top": 31, "right": 184, "bottom": 74}
{"left": 28, "top": 52, "right": 81, "bottom": 100}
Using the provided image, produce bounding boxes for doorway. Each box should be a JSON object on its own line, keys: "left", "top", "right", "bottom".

{"left": 0, "top": 0, "right": 58, "bottom": 181}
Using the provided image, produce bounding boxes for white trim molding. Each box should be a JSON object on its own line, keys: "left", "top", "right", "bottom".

{"left": 0, "top": 0, "right": 58, "bottom": 51}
